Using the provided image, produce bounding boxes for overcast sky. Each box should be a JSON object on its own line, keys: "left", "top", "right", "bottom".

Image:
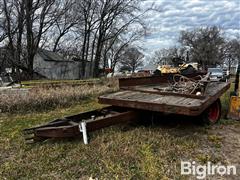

{"left": 141, "top": 0, "right": 240, "bottom": 57}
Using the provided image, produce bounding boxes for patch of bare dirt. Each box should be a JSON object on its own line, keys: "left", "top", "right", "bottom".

{"left": 209, "top": 124, "right": 240, "bottom": 163}
{"left": 201, "top": 122, "right": 240, "bottom": 179}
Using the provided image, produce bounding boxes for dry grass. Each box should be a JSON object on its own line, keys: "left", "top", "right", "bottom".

{"left": 0, "top": 78, "right": 118, "bottom": 113}
{"left": 0, "top": 101, "right": 201, "bottom": 179}
{"left": 0, "top": 80, "right": 239, "bottom": 179}
{"left": 0, "top": 99, "right": 239, "bottom": 179}
{"left": 20, "top": 78, "right": 102, "bottom": 88}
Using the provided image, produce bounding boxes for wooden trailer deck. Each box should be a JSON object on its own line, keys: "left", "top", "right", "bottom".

{"left": 99, "top": 79, "right": 230, "bottom": 116}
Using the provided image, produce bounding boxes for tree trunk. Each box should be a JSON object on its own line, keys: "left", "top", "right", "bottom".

{"left": 89, "top": 31, "right": 97, "bottom": 77}
{"left": 25, "top": 0, "right": 35, "bottom": 79}
{"left": 81, "top": 25, "right": 87, "bottom": 78}
{"left": 84, "top": 29, "right": 91, "bottom": 78}
{"left": 93, "top": 32, "right": 104, "bottom": 77}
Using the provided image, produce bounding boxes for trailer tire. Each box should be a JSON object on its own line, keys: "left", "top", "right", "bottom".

{"left": 202, "top": 98, "right": 221, "bottom": 125}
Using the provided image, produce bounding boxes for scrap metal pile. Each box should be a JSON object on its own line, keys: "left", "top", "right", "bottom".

{"left": 155, "top": 73, "right": 210, "bottom": 96}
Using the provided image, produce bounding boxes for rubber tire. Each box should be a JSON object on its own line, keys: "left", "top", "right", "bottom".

{"left": 202, "top": 98, "right": 221, "bottom": 125}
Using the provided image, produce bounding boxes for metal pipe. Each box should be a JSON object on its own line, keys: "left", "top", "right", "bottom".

{"left": 79, "top": 121, "right": 88, "bottom": 144}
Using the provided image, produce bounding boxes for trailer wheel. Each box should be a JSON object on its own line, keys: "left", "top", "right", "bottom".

{"left": 202, "top": 99, "right": 221, "bottom": 124}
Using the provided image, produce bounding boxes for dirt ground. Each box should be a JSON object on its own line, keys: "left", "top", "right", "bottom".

{"left": 209, "top": 124, "right": 240, "bottom": 165}
{"left": 206, "top": 123, "right": 240, "bottom": 179}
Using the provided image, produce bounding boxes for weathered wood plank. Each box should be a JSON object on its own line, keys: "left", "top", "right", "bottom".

{"left": 99, "top": 82, "right": 230, "bottom": 116}
{"left": 120, "top": 86, "right": 206, "bottom": 100}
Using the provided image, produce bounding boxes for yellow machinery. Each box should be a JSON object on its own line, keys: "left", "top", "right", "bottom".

{"left": 227, "top": 65, "right": 240, "bottom": 120}
{"left": 228, "top": 96, "right": 240, "bottom": 120}
{"left": 157, "top": 65, "right": 178, "bottom": 74}
{"left": 157, "top": 63, "right": 198, "bottom": 74}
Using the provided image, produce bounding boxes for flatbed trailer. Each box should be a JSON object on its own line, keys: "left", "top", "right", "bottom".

{"left": 23, "top": 74, "right": 230, "bottom": 144}
{"left": 99, "top": 76, "right": 230, "bottom": 116}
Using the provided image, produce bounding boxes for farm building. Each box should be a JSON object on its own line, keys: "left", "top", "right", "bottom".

{"left": 33, "top": 49, "right": 90, "bottom": 80}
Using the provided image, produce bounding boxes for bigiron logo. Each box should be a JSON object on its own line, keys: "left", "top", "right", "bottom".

{"left": 181, "top": 161, "right": 237, "bottom": 179}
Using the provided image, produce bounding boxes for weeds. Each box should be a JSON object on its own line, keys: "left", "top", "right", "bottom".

{"left": 0, "top": 78, "right": 118, "bottom": 113}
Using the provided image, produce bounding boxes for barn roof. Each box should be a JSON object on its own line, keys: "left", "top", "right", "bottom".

{"left": 37, "top": 49, "right": 73, "bottom": 62}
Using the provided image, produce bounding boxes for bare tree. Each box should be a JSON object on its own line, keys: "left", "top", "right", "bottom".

{"left": 103, "top": 30, "right": 143, "bottom": 75}
{"left": 24, "top": 0, "right": 58, "bottom": 77}
{"left": 151, "top": 46, "right": 188, "bottom": 66}
{"left": 179, "top": 26, "right": 225, "bottom": 69}
{"left": 70, "top": 0, "right": 147, "bottom": 77}
{"left": 74, "top": 0, "right": 99, "bottom": 77}
{"left": 52, "top": 0, "right": 77, "bottom": 52}
{"left": 91, "top": 0, "right": 146, "bottom": 77}
{"left": 2, "top": 0, "right": 25, "bottom": 80}
{"left": 119, "top": 47, "right": 144, "bottom": 73}
{"left": 0, "top": 0, "right": 7, "bottom": 43}
{"left": 224, "top": 38, "right": 240, "bottom": 71}
{"left": 1, "top": 0, "right": 148, "bottom": 79}
{"left": 1, "top": 0, "right": 59, "bottom": 78}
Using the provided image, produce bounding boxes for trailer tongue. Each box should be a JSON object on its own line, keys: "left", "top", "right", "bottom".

{"left": 23, "top": 106, "right": 139, "bottom": 144}
{"left": 23, "top": 74, "right": 230, "bottom": 144}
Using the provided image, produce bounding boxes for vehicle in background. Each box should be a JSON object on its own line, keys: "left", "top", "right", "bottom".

{"left": 208, "top": 68, "right": 225, "bottom": 81}
{"left": 223, "top": 68, "right": 230, "bottom": 80}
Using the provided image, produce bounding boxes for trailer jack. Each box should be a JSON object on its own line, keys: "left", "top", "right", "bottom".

{"left": 79, "top": 121, "right": 88, "bottom": 144}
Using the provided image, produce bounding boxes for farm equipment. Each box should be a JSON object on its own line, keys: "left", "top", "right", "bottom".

{"left": 23, "top": 73, "right": 230, "bottom": 144}
{"left": 227, "top": 62, "right": 240, "bottom": 120}
{"left": 157, "top": 63, "right": 198, "bottom": 75}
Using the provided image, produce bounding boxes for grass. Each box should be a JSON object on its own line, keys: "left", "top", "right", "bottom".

{"left": 0, "top": 78, "right": 118, "bottom": 113}
{"left": 0, "top": 100, "right": 204, "bottom": 179}
{"left": 0, "top": 81, "right": 239, "bottom": 179}
{"left": 21, "top": 78, "right": 101, "bottom": 86}
{"left": 220, "top": 81, "right": 233, "bottom": 118}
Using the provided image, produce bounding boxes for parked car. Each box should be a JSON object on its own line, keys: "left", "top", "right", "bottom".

{"left": 223, "top": 68, "right": 230, "bottom": 80}
{"left": 208, "top": 68, "right": 224, "bottom": 81}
